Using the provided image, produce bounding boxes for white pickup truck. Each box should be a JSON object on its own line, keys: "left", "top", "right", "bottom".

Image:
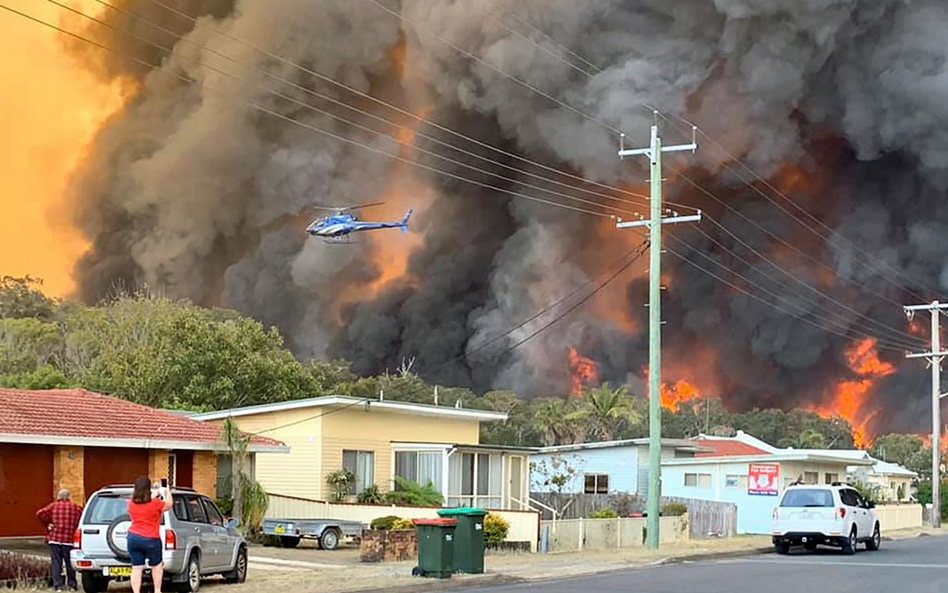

{"left": 771, "top": 483, "right": 881, "bottom": 555}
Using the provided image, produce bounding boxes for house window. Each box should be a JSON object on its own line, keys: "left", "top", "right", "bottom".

{"left": 684, "top": 473, "right": 712, "bottom": 488}
{"left": 448, "top": 452, "right": 503, "bottom": 508}
{"left": 584, "top": 474, "right": 609, "bottom": 494}
{"left": 342, "top": 450, "right": 374, "bottom": 495}
{"left": 394, "top": 451, "right": 443, "bottom": 492}
{"left": 215, "top": 453, "right": 257, "bottom": 499}
{"left": 725, "top": 475, "right": 747, "bottom": 489}
{"left": 825, "top": 473, "right": 838, "bottom": 484}
{"left": 804, "top": 472, "right": 819, "bottom": 484}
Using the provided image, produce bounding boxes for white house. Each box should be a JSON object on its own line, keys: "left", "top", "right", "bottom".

{"left": 530, "top": 438, "right": 706, "bottom": 498}
{"left": 786, "top": 448, "right": 918, "bottom": 502}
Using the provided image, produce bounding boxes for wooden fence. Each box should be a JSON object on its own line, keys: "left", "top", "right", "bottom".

{"left": 529, "top": 493, "right": 736, "bottom": 538}
{"left": 874, "top": 504, "right": 922, "bottom": 532}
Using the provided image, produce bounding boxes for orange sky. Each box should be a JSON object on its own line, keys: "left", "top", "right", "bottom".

{"left": 0, "top": 1, "right": 122, "bottom": 297}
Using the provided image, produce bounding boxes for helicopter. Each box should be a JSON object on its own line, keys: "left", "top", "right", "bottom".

{"left": 305, "top": 201, "right": 413, "bottom": 242}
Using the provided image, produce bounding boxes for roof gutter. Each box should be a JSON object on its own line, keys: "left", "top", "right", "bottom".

{"left": 0, "top": 433, "right": 289, "bottom": 453}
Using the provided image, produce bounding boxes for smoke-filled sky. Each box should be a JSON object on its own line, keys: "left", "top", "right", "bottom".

{"left": 10, "top": 0, "right": 948, "bottom": 437}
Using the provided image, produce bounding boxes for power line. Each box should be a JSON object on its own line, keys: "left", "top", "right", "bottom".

{"left": 5, "top": 3, "right": 623, "bottom": 220}
{"left": 665, "top": 231, "right": 916, "bottom": 352}
{"left": 695, "top": 217, "right": 924, "bottom": 349}
{"left": 87, "top": 0, "right": 675, "bottom": 216}
{"left": 55, "top": 0, "right": 640, "bottom": 220}
{"left": 137, "top": 0, "right": 687, "bottom": 212}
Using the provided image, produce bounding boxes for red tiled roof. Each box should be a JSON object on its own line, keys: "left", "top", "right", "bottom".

{"left": 692, "top": 438, "right": 770, "bottom": 457}
{"left": 0, "top": 388, "right": 284, "bottom": 450}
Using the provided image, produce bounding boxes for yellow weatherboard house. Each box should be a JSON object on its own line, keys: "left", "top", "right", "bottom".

{"left": 192, "top": 396, "right": 533, "bottom": 510}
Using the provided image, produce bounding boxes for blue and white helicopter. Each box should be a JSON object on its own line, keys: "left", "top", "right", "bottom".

{"left": 305, "top": 201, "right": 413, "bottom": 242}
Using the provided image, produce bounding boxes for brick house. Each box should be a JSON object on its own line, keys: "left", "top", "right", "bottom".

{"left": 0, "top": 388, "right": 287, "bottom": 538}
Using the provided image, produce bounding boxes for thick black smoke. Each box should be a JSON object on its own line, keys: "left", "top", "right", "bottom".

{"left": 65, "top": 0, "right": 948, "bottom": 436}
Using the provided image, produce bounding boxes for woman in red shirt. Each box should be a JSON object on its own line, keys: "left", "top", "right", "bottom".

{"left": 127, "top": 476, "right": 173, "bottom": 593}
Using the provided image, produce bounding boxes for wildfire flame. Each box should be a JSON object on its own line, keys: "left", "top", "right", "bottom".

{"left": 567, "top": 347, "right": 599, "bottom": 395}
{"left": 808, "top": 338, "right": 895, "bottom": 448}
{"left": 661, "top": 379, "right": 704, "bottom": 412}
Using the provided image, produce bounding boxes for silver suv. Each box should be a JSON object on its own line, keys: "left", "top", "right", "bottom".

{"left": 71, "top": 485, "right": 248, "bottom": 593}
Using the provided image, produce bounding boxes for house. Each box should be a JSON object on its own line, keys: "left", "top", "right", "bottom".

{"left": 661, "top": 450, "right": 872, "bottom": 534}
{"left": 530, "top": 438, "right": 707, "bottom": 498}
{"left": 784, "top": 448, "right": 918, "bottom": 502}
{"left": 191, "top": 396, "right": 535, "bottom": 510}
{"left": 0, "top": 388, "right": 287, "bottom": 538}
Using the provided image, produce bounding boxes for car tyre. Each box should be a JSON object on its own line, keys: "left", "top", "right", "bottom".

{"left": 775, "top": 542, "right": 790, "bottom": 555}
{"left": 81, "top": 572, "right": 109, "bottom": 593}
{"left": 320, "top": 528, "right": 341, "bottom": 551}
{"left": 865, "top": 523, "right": 881, "bottom": 551}
{"left": 841, "top": 527, "right": 857, "bottom": 555}
{"left": 177, "top": 553, "right": 202, "bottom": 593}
{"left": 224, "top": 546, "right": 248, "bottom": 584}
{"left": 280, "top": 536, "right": 301, "bottom": 548}
{"left": 105, "top": 514, "right": 132, "bottom": 561}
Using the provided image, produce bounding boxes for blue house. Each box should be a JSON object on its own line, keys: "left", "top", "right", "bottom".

{"left": 530, "top": 438, "right": 705, "bottom": 499}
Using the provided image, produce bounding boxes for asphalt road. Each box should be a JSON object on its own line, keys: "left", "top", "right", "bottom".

{"left": 468, "top": 534, "right": 948, "bottom": 593}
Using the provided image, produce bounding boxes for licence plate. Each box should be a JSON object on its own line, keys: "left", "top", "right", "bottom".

{"left": 108, "top": 566, "right": 132, "bottom": 577}
{"left": 274, "top": 524, "right": 285, "bottom": 534}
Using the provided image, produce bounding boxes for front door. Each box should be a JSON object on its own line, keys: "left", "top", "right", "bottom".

{"left": 508, "top": 456, "right": 524, "bottom": 509}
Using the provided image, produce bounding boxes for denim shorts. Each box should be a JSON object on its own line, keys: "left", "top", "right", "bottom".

{"left": 126, "top": 532, "right": 163, "bottom": 567}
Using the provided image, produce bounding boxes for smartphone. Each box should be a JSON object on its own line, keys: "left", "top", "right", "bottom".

{"left": 160, "top": 478, "right": 168, "bottom": 488}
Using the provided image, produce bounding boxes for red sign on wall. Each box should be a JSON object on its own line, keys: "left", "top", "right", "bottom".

{"left": 748, "top": 463, "right": 780, "bottom": 496}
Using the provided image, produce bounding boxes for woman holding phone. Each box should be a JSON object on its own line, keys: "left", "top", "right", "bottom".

{"left": 127, "top": 476, "right": 173, "bottom": 593}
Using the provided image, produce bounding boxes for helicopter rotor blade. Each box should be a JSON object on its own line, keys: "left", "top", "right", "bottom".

{"left": 311, "top": 201, "right": 386, "bottom": 212}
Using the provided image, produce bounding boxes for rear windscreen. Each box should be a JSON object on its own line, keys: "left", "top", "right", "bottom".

{"left": 779, "top": 489, "right": 835, "bottom": 507}
{"left": 85, "top": 494, "right": 167, "bottom": 525}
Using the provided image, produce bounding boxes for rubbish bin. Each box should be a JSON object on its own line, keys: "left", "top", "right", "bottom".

{"left": 437, "top": 507, "right": 487, "bottom": 574}
{"left": 412, "top": 518, "right": 457, "bottom": 579}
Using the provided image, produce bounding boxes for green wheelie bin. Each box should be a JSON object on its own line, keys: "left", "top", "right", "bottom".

{"left": 412, "top": 518, "right": 458, "bottom": 579}
{"left": 436, "top": 507, "right": 487, "bottom": 574}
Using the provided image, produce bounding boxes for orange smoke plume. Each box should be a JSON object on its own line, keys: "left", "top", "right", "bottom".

{"left": 661, "top": 379, "right": 704, "bottom": 412}
{"left": 568, "top": 347, "right": 599, "bottom": 396}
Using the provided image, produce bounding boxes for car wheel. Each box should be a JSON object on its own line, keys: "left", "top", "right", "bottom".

{"left": 224, "top": 546, "right": 248, "bottom": 584}
{"left": 320, "top": 529, "right": 340, "bottom": 551}
{"left": 775, "top": 542, "right": 790, "bottom": 555}
{"left": 842, "top": 527, "right": 857, "bottom": 555}
{"left": 280, "top": 536, "right": 301, "bottom": 548}
{"left": 866, "top": 523, "right": 881, "bottom": 551}
{"left": 105, "top": 514, "right": 132, "bottom": 561}
{"left": 177, "top": 553, "right": 202, "bottom": 593}
{"left": 81, "top": 572, "right": 109, "bottom": 593}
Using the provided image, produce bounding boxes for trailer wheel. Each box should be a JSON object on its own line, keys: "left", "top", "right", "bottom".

{"left": 280, "top": 536, "right": 301, "bottom": 548}
{"left": 320, "top": 529, "right": 341, "bottom": 551}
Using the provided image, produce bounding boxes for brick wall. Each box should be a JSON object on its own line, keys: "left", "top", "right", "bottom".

{"left": 53, "top": 445, "right": 85, "bottom": 504}
{"left": 360, "top": 529, "right": 418, "bottom": 563}
{"left": 192, "top": 451, "right": 217, "bottom": 497}
{"left": 148, "top": 449, "right": 170, "bottom": 483}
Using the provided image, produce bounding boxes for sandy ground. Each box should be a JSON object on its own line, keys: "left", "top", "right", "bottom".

{"left": 3, "top": 526, "right": 943, "bottom": 593}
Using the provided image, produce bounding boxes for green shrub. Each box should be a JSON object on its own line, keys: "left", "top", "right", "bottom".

{"left": 590, "top": 508, "right": 618, "bottom": 519}
{"left": 370, "top": 515, "right": 402, "bottom": 531}
{"left": 483, "top": 513, "right": 509, "bottom": 544}
{"left": 0, "top": 551, "right": 47, "bottom": 582}
{"left": 383, "top": 476, "right": 444, "bottom": 507}
{"left": 215, "top": 496, "right": 234, "bottom": 517}
{"left": 661, "top": 502, "right": 688, "bottom": 517}
{"left": 325, "top": 469, "right": 355, "bottom": 502}
{"left": 392, "top": 518, "right": 416, "bottom": 530}
{"left": 357, "top": 484, "right": 384, "bottom": 505}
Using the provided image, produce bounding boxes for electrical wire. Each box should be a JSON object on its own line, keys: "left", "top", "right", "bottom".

{"left": 665, "top": 231, "right": 917, "bottom": 352}
{"left": 695, "top": 217, "right": 925, "bottom": 348}
{"left": 54, "top": 0, "right": 642, "bottom": 220}
{"left": 136, "top": 0, "right": 689, "bottom": 212}
{"left": 3, "top": 3, "right": 623, "bottom": 220}
{"left": 430, "top": 236, "right": 649, "bottom": 374}
{"left": 248, "top": 398, "right": 368, "bottom": 436}
{"left": 87, "top": 0, "right": 669, "bottom": 216}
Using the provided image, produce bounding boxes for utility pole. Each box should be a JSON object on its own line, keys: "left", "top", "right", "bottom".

{"left": 904, "top": 301, "right": 948, "bottom": 528}
{"left": 618, "top": 112, "right": 700, "bottom": 549}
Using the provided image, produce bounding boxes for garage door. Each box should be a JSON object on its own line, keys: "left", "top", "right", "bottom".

{"left": 0, "top": 444, "right": 54, "bottom": 537}
{"left": 83, "top": 447, "right": 149, "bottom": 496}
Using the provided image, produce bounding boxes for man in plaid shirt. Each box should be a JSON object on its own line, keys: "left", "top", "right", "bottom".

{"left": 36, "top": 489, "right": 84, "bottom": 592}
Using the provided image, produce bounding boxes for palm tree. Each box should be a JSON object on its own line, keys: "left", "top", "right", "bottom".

{"left": 532, "top": 398, "right": 586, "bottom": 445}
{"left": 569, "top": 383, "right": 641, "bottom": 441}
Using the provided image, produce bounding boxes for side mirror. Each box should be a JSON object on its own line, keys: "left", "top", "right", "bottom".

{"left": 226, "top": 518, "right": 240, "bottom": 529}
{"left": 867, "top": 501, "right": 875, "bottom": 509}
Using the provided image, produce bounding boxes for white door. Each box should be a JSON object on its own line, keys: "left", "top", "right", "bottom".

{"left": 508, "top": 456, "right": 524, "bottom": 509}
